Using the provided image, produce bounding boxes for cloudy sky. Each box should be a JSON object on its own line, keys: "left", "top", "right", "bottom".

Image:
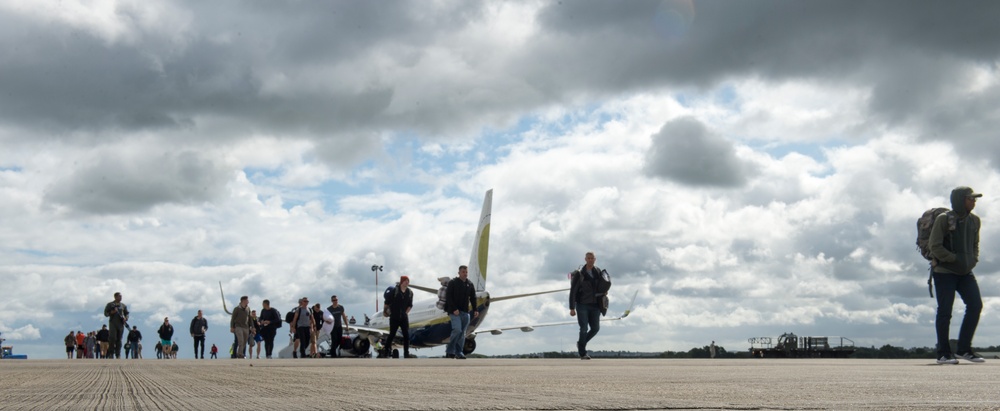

{"left": 3, "top": 0, "right": 1000, "bottom": 359}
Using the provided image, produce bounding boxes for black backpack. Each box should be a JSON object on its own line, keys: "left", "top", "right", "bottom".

{"left": 916, "top": 207, "right": 956, "bottom": 297}
{"left": 272, "top": 308, "right": 283, "bottom": 329}
{"left": 285, "top": 309, "right": 295, "bottom": 325}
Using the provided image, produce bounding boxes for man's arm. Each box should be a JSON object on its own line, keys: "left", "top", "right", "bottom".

{"left": 929, "top": 214, "right": 956, "bottom": 263}
{"left": 568, "top": 272, "right": 579, "bottom": 310}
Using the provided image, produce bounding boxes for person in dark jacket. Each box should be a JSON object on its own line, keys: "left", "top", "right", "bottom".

{"left": 96, "top": 325, "right": 110, "bottom": 358}
{"left": 385, "top": 276, "right": 415, "bottom": 358}
{"left": 258, "top": 300, "right": 281, "bottom": 359}
{"left": 444, "top": 266, "right": 478, "bottom": 359}
{"left": 929, "top": 186, "right": 985, "bottom": 364}
{"left": 157, "top": 317, "right": 174, "bottom": 359}
{"left": 569, "top": 251, "right": 609, "bottom": 360}
{"left": 190, "top": 310, "right": 208, "bottom": 359}
{"left": 127, "top": 326, "right": 142, "bottom": 359}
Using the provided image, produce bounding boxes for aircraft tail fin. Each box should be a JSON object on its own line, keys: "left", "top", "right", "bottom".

{"left": 617, "top": 290, "right": 639, "bottom": 319}
{"left": 219, "top": 281, "right": 232, "bottom": 315}
{"left": 469, "top": 189, "right": 492, "bottom": 292}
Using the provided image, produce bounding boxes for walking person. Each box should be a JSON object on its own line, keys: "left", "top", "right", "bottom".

{"left": 230, "top": 295, "right": 252, "bottom": 359}
{"left": 258, "top": 299, "right": 282, "bottom": 359}
{"left": 210, "top": 344, "right": 218, "bottom": 359}
{"left": 85, "top": 332, "right": 97, "bottom": 359}
{"left": 190, "top": 310, "right": 208, "bottom": 359}
{"left": 310, "top": 304, "right": 324, "bottom": 358}
{"left": 445, "top": 268, "right": 478, "bottom": 359}
{"left": 103, "top": 292, "right": 129, "bottom": 359}
{"left": 929, "top": 186, "right": 986, "bottom": 364}
{"left": 569, "top": 251, "right": 611, "bottom": 360}
{"left": 290, "top": 298, "right": 314, "bottom": 359}
{"left": 384, "top": 276, "right": 415, "bottom": 358}
{"left": 96, "top": 325, "right": 109, "bottom": 358}
{"left": 127, "top": 326, "right": 142, "bottom": 359}
{"left": 251, "top": 309, "right": 262, "bottom": 359}
{"left": 75, "top": 331, "right": 86, "bottom": 359}
{"left": 158, "top": 318, "right": 174, "bottom": 359}
{"left": 64, "top": 331, "right": 76, "bottom": 359}
{"left": 327, "top": 295, "right": 348, "bottom": 357}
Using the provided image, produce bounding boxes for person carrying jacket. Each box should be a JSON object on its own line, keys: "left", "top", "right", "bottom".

{"left": 929, "top": 186, "right": 985, "bottom": 364}
{"left": 444, "top": 267, "right": 478, "bottom": 359}
{"left": 190, "top": 310, "right": 209, "bottom": 359}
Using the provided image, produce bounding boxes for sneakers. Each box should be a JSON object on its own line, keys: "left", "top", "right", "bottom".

{"left": 445, "top": 354, "right": 455, "bottom": 359}
{"left": 455, "top": 355, "right": 467, "bottom": 360}
{"left": 581, "top": 355, "right": 592, "bottom": 360}
{"left": 937, "top": 355, "right": 959, "bottom": 365}
{"left": 957, "top": 352, "right": 986, "bottom": 363}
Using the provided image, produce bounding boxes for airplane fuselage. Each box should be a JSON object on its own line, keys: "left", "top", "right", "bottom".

{"left": 363, "top": 291, "right": 491, "bottom": 349}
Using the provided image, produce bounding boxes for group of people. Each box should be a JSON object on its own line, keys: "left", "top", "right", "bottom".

{"left": 284, "top": 295, "right": 350, "bottom": 359}
{"left": 63, "top": 328, "right": 108, "bottom": 359}
{"left": 82, "top": 251, "right": 615, "bottom": 361}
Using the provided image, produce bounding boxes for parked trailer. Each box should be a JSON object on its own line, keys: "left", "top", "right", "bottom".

{"left": 749, "top": 332, "right": 855, "bottom": 358}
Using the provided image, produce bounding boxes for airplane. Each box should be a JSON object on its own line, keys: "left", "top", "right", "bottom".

{"left": 221, "top": 189, "right": 637, "bottom": 358}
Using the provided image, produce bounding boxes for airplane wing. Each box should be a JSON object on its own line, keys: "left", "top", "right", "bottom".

{"left": 408, "top": 283, "right": 439, "bottom": 294}
{"left": 489, "top": 288, "right": 569, "bottom": 302}
{"left": 473, "top": 290, "right": 638, "bottom": 336}
{"left": 347, "top": 325, "right": 389, "bottom": 338}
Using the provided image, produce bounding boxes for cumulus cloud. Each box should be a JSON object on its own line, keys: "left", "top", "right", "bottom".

{"left": 644, "top": 116, "right": 755, "bottom": 187}
{"left": 0, "top": 323, "right": 42, "bottom": 341}
{"left": 44, "top": 150, "right": 231, "bottom": 214}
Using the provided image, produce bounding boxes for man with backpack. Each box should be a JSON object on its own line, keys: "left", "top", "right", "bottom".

{"left": 927, "top": 187, "right": 985, "bottom": 364}
{"left": 289, "top": 297, "right": 314, "bottom": 359}
{"left": 569, "top": 251, "right": 611, "bottom": 360}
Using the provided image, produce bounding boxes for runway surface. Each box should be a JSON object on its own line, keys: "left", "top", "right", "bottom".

{"left": 1, "top": 358, "right": 998, "bottom": 410}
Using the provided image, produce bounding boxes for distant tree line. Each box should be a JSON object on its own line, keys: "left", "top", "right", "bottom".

{"left": 491, "top": 344, "right": 1000, "bottom": 359}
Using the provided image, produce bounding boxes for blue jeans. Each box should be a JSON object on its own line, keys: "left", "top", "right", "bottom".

{"left": 447, "top": 312, "right": 470, "bottom": 356}
{"left": 934, "top": 273, "right": 982, "bottom": 357}
{"left": 576, "top": 303, "right": 601, "bottom": 356}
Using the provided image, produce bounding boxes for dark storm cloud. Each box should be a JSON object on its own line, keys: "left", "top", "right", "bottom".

{"left": 7, "top": 0, "right": 1000, "bottom": 156}
{"left": 644, "top": 117, "right": 754, "bottom": 187}
{"left": 531, "top": 0, "right": 1000, "bottom": 162}
{"left": 44, "top": 151, "right": 230, "bottom": 214}
{"left": 4, "top": 1, "right": 1000, "bottom": 162}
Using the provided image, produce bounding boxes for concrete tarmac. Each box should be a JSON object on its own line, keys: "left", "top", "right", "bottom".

{"left": 1, "top": 358, "right": 999, "bottom": 410}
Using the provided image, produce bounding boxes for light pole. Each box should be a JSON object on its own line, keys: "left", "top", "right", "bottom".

{"left": 371, "top": 265, "right": 383, "bottom": 313}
